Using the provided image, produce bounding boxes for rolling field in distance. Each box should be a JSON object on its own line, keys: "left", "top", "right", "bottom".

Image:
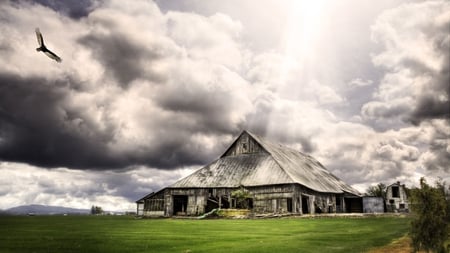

{"left": 0, "top": 215, "right": 411, "bottom": 253}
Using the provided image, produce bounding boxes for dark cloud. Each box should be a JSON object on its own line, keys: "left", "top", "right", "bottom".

{"left": 0, "top": 73, "right": 238, "bottom": 170}
{"left": 423, "top": 122, "right": 450, "bottom": 173}
{"left": 78, "top": 32, "right": 166, "bottom": 86}
{"left": 31, "top": 0, "right": 95, "bottom": 19}
{"left": 403, "top": 25, "right": 450, "bottom": 125}
{"left": 0, "top": 74, "right": 118, "bottom": 169}
{"left": 0, "top": 0, "right": 253, "bottom": 170}
{"left": 409, "top": 56, "right": 450, "bottom": 124}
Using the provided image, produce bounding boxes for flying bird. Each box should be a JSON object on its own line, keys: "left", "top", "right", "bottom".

{"left": 35, "top": 28, "right": 62, "bottom": 63}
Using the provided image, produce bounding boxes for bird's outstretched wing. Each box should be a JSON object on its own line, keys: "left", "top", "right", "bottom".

{"left": 35, "top": 28, "right": 44, "bottom": 47}
{"left": 44, "top": 49, "right": 62, "bottom": 62}
{"left": 35, "top": 28, "right": 62, "bottom": 63}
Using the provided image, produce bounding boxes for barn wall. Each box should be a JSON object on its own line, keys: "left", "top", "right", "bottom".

{"left": 141, "top": 184, "right": 347, "bottom": 217}
{"left": 294, "top": 185, "right": 339, "bottom": 214}
{"left": 363, "top": 197, "right": 384, "bottom": 213}
{"left": 248, "top": 184, "right": 338, "bottom": 214}
{"left": 142, "top": 191, "right": 165, "bottom": 216}
{"left": 249, "top": 184, "right": 294, "bottom": 213}
{"left": 168, "top": 188, "right": 204, "bottom": 216}
{"left": 136, "top": 202, "right": 144, "bottom": 216}
{"left": 223, "top": 132, "right": 266, "bottom": 156}
{"left": 165, "top": 188, "right": 236, "bottom": 216}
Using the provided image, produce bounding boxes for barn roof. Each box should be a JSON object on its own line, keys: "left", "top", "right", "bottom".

{"left": 170, "top": 130, "right": 360, "bottom": 195}
{"left": 136, "top": 191, "right": 156, "bottom": 203}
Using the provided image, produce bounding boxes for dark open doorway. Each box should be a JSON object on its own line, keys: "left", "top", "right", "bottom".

{"left": 206, "top": 198, "right": 219, "bottom": 213}
{"left": 221, "top": 196, "right": 231, "bottom": 209}
{"left": 344, "top": 197, "right": 363, "bottom": 213}
{"left": 173, "top": 195, "right": 188, "bottom": 215}
{"left": 287, "top": 198, "right": 293, "bottom": 212}
{"left": 336, "top": 196, "right": 342, "bottom": 213}
{"left": 301, "top": 196, "right": 309, "bottom": 214}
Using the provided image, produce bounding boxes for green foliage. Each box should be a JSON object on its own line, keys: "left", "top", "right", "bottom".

{"left": 0, "top": 215, "right": 411, "bottom": 253}
{"left": 365, "top": 183, "right": 387, "bottom": 199}
{"left": 90, "top": 205, "right": 103, "bottom": 215}
{"left": 231, "top": 187, "right": 251, "bottom": 209}
{"left": 409, "top": 178, "right": 449, "bottom": 253}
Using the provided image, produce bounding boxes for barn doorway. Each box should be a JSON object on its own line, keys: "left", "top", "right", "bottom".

{"left": 344, "top": 197, "right": 363, "bottom": 213}
{"left": 301, "top": 196, "right": 309, "bottom": 214}
{"left": 173, "top": 195, "right": 188, "bottom": 215}
{"left": 336, "top": 196, "right": 342, "bottom": 213}
{"left": 287, "top": 198, "right": 293, "bottom": 212}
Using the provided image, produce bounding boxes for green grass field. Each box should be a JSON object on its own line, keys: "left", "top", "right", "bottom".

{"left": 0, "top": 215, "right": 410, "bottom": 253}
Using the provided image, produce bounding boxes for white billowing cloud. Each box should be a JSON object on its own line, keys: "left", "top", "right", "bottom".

{"left": 349, "top": 78, "right": 373, "bottom": 88}
{"left": 0, "top": 162, "right": 196, "bottom": 211}
{"left": 329, "top": 119, "right": 449, "bottom": 187}
{"left": 364, "top": 0, "right": 450, "bottom": 125}
{"left": 313, "top": 80, "right": 346, "bottom": 106}
{"left": 246, "top": 51, "right": 346, "bottom": 107}
{"left": 357, "top": 0, "right": 450, "bottom": 180}
{"left": 166, "top": 11, "right": 243, "bottom": 68}
{"left": 371, "top": 2, "right": 448, "bottom": 72}
{"left": 362, "top": 98, "right": 412, "bottom": 121}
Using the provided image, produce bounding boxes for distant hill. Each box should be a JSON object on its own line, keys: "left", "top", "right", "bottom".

{"left": 4, "top": 204, "right": 90, "bottom": 215}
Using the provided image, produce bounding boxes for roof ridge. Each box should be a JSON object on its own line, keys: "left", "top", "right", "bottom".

{"left": 246, "top": 130, "right": 310, "bottom": 157}
{"left": 245, "top": 131, "right": 301, "bottom": 185}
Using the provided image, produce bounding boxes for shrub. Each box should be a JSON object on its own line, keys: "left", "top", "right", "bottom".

{"left": 231, "top": 187, "right": 251, "bottom": 209}
{"left": 409, "top": 178, "right": 449, "bottom": 253}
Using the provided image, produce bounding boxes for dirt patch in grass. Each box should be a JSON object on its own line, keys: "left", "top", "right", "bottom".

{"left": 367, "top": 236, "right": 426, "bottom": 253}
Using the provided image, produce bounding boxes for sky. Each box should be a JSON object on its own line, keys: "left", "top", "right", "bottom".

{"left": 0, "top": 0, "right": 448, "bottom": 212}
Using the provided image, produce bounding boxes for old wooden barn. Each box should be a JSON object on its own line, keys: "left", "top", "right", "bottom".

{"left": 386, "top": 181, "right": 409, "bottom": 212}
{"left": 136, "top": 130, "right": 362, "bottom": 217}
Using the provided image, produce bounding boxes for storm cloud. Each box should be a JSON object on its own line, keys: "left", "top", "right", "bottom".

{"left": 0, "top": 0, "right": 252, "bottom": 170}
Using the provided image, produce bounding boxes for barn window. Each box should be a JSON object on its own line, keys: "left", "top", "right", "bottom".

{"left": 392, "top": 186, "right": 400, "bottom": 198}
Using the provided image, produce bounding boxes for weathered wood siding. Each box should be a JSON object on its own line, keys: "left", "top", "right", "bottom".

{"left": 136, "top": 202, "right": 144, "bottom": 216}
{"left": 143, "top": 190, "right": 165, "bottom": 216}
{"left": 165, "top": 188, "right": 235, "bottom": 216}
{"left": 363, "top": 197, "right": 384, "bottom": 213}
{"left": 248, "top": 184, "right": 338, "bottom": 214}
{"left": 141, "top": 184, "right": 346, "bottom": 217}
{"left": 223, "top": 132, "right": 266, "bottom": 156}
{"left": 249, "top": 185, "right": 294, "bottom": 213}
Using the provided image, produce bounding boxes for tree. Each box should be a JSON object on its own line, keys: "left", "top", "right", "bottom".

{"left": 90, "top": 205, "right": 103, "bottom": 215}
{"left": 231, "top": 187, "right": 252, "bottom": 209}
{"left": 365, "top": 183, "right": 387, "bottom": 199}
{"left": 409, "top": 178, "right": 449, "bottom": 253}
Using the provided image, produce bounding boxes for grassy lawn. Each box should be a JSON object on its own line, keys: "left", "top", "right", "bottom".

{"left": 0, "top": 215, "right": 411, "bottom": 253}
